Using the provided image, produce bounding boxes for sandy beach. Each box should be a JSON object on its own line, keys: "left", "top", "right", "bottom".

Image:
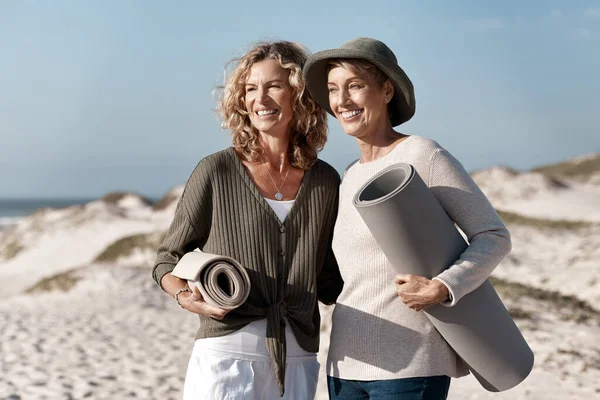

{"left": 1, "top": 263, "right": 599, "bottom": 400}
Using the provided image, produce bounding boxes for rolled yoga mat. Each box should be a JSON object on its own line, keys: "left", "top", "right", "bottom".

{"left": 353, "top": 163, "right": 533, "bottom": 392}
{"left": 171, "top": 251, "right": 251, "bottom": 310}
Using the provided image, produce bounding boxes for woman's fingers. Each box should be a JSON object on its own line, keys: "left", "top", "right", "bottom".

{"left": 397, "top": 284, "right": 437, "bottom": 310}
{"left": 395, "top": 275, "right": 448, "bottom": 310}
{"left": 189, "top": 283, "right": 204, "bottom": 301}
{"left": 395, "top": 274, "right": 426, "bottom": 295}
{"left": 188, "top": 301, "right": 229, "bottom": 320}
{"left": 394, "top": 273, "right": 417, "bottom": 285}
{"left": 180, "top": 287, "right": 229, "bottom": 319}
{"left": 401, "top": 297, "right": 426, "bottom": 311}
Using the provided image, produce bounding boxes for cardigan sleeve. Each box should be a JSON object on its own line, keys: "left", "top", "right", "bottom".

{"left": 317, "top": 243, "right": 343, "bottom": 304}
{"left": 152, "top": 160, "right": 213, "bottom": 290}
{"left": 428, "top": 148, "right": 512, "bottom": 306}
{"left": 317, "top": 173, "right": 344, "bottom": 305}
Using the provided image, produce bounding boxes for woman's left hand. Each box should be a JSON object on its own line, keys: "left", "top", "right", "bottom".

{"left": 394, "top": 274, "right": 449, "bottom": 311}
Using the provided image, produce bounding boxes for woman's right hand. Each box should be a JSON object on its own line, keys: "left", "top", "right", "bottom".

{"left": 161, "top": 272, "right": 229, "bottom": 320}
{"left": 179, "top": 284, "right": 229, "bottom": 320}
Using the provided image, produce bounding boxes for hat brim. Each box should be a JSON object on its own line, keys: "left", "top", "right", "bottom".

{"left": 303, "top": 48, "right": 415, "bottom": 127}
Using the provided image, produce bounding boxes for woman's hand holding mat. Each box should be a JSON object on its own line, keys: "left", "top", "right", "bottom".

{"left": 171, "top": 251, "right": 251, "bottom": 312}
{"left": 180, "top": 283, "right": 230, "bottom": 320}
{"left": 394, "top": 274, "right": 449, "bottom": 311}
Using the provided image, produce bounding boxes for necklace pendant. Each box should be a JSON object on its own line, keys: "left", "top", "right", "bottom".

{"left": 275, "top": 192, "right": 283, "bottom": 201}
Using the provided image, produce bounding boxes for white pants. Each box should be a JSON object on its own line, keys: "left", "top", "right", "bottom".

{"left": 183, "top": 319, "right": 319, "bottom": 400}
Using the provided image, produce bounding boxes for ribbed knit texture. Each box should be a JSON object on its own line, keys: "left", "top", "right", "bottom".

{"left": 152, "top": 147, "right": 343, "bottom": 396}
{"left": 328, "top": 135, "right": 511, "bottom": 380}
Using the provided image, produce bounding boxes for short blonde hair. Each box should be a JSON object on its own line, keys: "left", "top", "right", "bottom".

{"left": 216, "top": 41, "right": 328, "bottom": 170}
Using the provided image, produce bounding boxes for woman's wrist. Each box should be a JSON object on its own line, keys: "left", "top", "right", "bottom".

{"left": 431, "top": 279, "right": 450, "bottom": 302}
{"left": 161, "top": 272, "right": 189, "bottom": 298}
{"left": 175, "top": 287, "right": 193, "bottom": 308}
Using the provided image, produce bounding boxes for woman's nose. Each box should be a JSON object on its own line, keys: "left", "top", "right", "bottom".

{"left": 257, "top": 86, "right": 269, "bottom": 102}
{"left": 335, "top": 88, "right": 351, "bottom": 108}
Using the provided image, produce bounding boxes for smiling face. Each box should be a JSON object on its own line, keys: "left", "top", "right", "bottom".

{"left": 244, "top": 58, "right": 294, "bottom": 138}
{"left": 327, "top": 63, "right": 393, "bottom": 139}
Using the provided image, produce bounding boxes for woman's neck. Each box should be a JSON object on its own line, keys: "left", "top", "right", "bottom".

{"left": 258, "top": 131, "right": 292, "bottom": 172}
{"left": 356, "top": 127, "right": 407, "bottom": 163}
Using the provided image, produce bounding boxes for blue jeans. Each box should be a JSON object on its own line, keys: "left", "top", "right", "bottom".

{"left": 327, "top": 375, "right": 451, "bottom": 400}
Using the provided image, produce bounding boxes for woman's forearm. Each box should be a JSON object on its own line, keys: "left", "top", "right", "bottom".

{"left": 428, "top": 148, "right": 512, "bottom": 305}
{"left": 161, "top": 272, "right": 189, "bottom": 298}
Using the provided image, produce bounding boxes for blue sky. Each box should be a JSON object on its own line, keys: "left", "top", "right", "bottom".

{"left": 1, "top": 0, "right": 599, "bottom": 198}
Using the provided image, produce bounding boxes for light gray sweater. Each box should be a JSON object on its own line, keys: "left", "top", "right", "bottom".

{"left": 328, "top": 135, "right": 511, "bottom": 380}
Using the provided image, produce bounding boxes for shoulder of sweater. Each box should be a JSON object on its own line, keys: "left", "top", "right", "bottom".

{"left": 188, "top": 148, "right": 235, "bottom": 178}
{"left": 180, "top": 148, "right": 235, "bottom": 200}
{"left": 197, "top": 147, "right": 234, "bottom": 168}
{"left": 403, "top": 135, "right": 447, "bottom": 159}
{"left": 405, "top": 137, "right": 466, "bottom": 170}
{"left": 312, "top": 158, "right": 341, "bottom": 183}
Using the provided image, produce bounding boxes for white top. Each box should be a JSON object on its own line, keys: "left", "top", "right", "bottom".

{"left": 328, "top": 135, "right": 512, "bottom": 380}
{"left": 264, "top": 198, "right": 295, "bottom": 223}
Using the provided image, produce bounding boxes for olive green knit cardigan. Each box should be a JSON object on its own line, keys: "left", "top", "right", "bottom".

{"left": 152, "top": 147, "right": 343, "bottom": 396}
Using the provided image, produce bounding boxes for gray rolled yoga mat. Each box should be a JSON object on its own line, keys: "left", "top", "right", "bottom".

{"left": 353, "top": 163, "right": 533, "bottom": 392}
{"left": 171, "top": 251, "right": 251, "bottom": 310}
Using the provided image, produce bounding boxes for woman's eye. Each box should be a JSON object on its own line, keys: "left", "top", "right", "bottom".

{"left": 328, "top": 87, "right": 337, "bottom": 93}
{"left": 246, "top": 87, "right": 256, "bottom": 92}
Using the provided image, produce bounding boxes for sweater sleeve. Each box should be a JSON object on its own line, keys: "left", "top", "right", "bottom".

{"left": 427, "top": 148, "right": 511, "bottom": 306}
{"left": 317, "top": 172, "right": 344, "bottom": 305}
{"left": 152, "top": 162, "right": 213, "bottom": 290}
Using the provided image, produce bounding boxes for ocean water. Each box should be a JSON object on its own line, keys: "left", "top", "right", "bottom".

{"left": 0, "top": 198, "right": 95, "bottom": 229}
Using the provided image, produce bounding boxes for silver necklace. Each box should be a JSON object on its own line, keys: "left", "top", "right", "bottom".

{"left": 261, "top": 159, "right": 290, "bottom": 201}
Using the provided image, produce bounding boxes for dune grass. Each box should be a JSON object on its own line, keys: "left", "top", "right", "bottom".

{"left": 26, "top": 269, "right": 82, "bottom": 294}
{"left": 101, "top": 192, "right": 152, "bottom": 205}
{"left": 2, "top": 239, "right": 24, "bottom": 261}
{"left": 491, "top": 276, "right": 600, "bottom": 324}
{"left": 532, "top": 154, "right": 600, "bottom": 178}
{"left": 496, "top": 210, "right": 591, "bottom": 230}
{"left": 93, "top": 232, "right": 165, "bottom": 263}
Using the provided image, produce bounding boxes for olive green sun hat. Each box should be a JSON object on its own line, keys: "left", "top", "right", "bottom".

{"left": 303, "top": 37, "right": 416, "bottom": 127}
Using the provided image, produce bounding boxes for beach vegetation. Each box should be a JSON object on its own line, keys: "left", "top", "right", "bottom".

{"left": 496, "top": 210, "right": 591, "bottom": 230}
{"left": 93, "top": 232, "right": 165, "bottom": 263}
{"left": 532, "top": 153, "right": 600, "bottom": 179}
{"left": 26, "top": 269, "right": 82, "bottom": 294}
{"left": 491, "top": 276, "right": 600, "bottom": 324}
{"left": 101, "top": 192, "right": 152, "bottom": 205}
{"left": 506, "top": 307, "right": 534, "bottom": 320}
{"left": 2, "top": 238, "right": 24, "bottom": 261}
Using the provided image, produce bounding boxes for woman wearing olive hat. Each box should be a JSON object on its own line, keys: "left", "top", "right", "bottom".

{"left": 303, "top": 38, "right": 512, "bottom": 399}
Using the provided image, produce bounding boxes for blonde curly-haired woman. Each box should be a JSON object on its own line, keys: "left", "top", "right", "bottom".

{"left": 152, "top": 41, "right": 343, "bottom": 399}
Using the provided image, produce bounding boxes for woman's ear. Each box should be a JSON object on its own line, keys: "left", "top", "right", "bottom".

{"left": 384, "top": 80, "right": 395, "bottom": 102}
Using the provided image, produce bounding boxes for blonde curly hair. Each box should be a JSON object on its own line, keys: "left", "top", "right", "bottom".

{"left": 216, "top": 41, "right": 328, "bottom": 170}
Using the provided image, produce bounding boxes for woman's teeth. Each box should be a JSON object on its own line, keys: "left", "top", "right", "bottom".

{"left": 257, "top": 109, "right": 278, "bottom": 116}
{"left": 342, "top": 109, "right": 362, "bottom": 119}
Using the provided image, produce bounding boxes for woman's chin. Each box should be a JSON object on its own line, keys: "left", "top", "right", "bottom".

{"left": 250, "top": 119, "right": 293, "bottom": 137}
{"left": 342, "top": 127, "right": 366, "bottom": 138}
{"left": 339, "top": 120, "right": 366, "bottom": 137}
{"left": 252, "top": 122, "right": 277, "bottom": 133}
